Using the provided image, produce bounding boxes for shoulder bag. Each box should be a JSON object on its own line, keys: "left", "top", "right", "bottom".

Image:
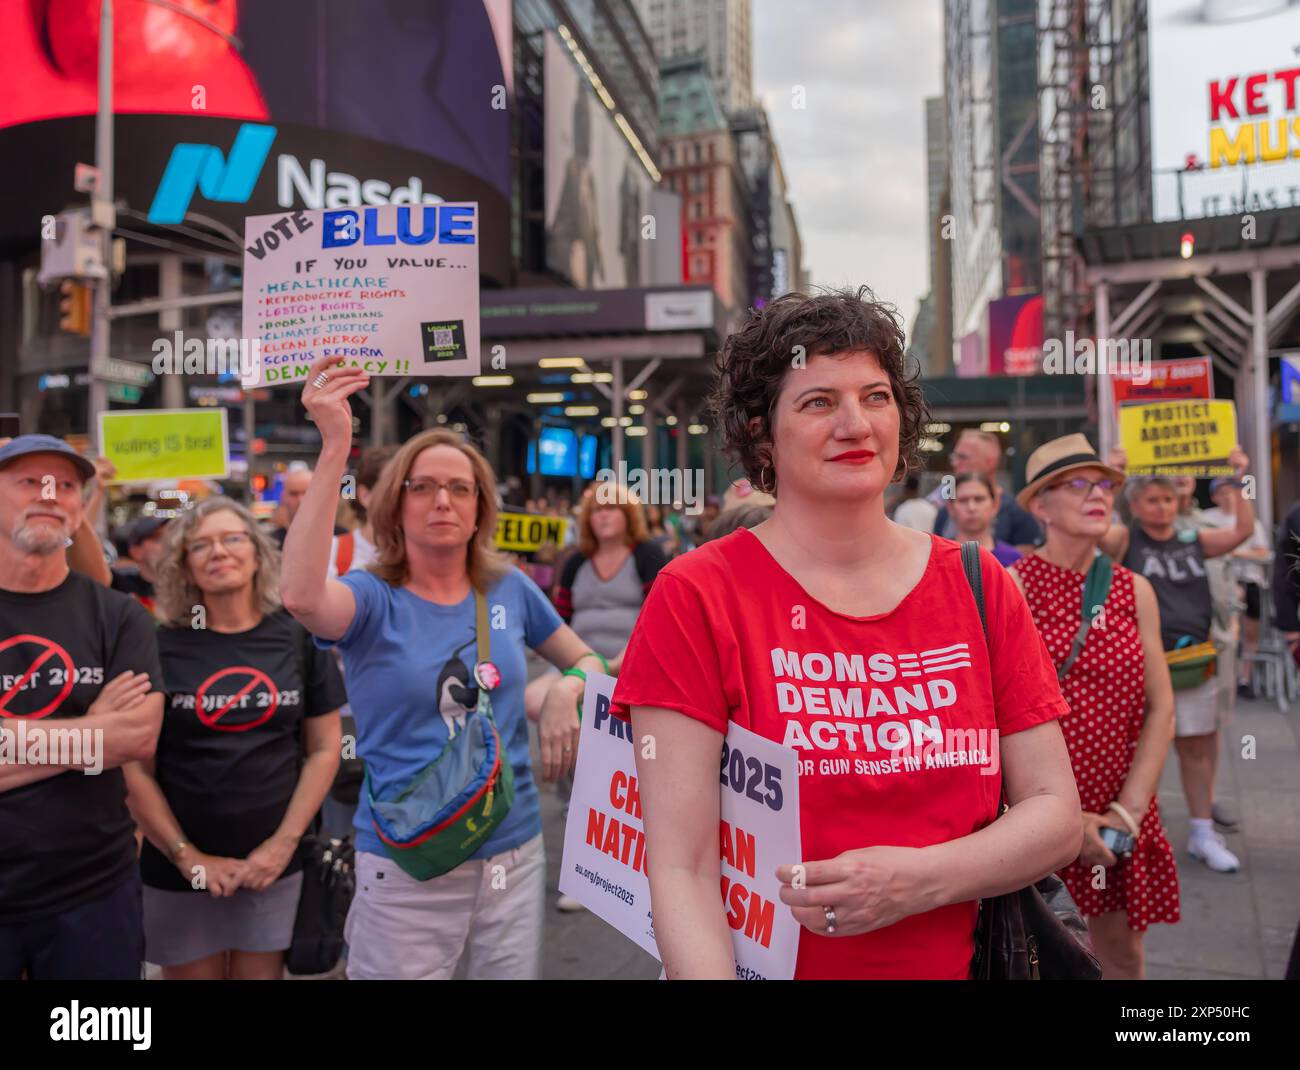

{"left": 365, "top": 588, "right": 515, "bottom": 880}
{"left": 960, "top": 541, "right": 1102, "bottom": 980}
{"left": 287, "top": 620, "right": 354, "bottom": 975}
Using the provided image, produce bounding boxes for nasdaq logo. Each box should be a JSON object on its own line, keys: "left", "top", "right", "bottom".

{"left": 147, "top": 123, "right": 277, "bottom": 224}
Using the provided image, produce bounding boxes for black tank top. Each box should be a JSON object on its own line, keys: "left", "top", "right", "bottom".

{"left": 1122, "top": 525, "right": 1211, "bottom": 650}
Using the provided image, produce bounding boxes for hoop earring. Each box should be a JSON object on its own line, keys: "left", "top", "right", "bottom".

{"left": 757, "top": 464, "right": 776, "bottom": 494}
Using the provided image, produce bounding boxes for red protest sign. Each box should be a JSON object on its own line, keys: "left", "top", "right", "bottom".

{"left": 1113, "top": 357, "right": 1213, "bottom": 411}
{"left": 0, "top": 634, "right": 76, "bottom": 720}
{"left": 194, "top": 666, "right": 278, "bottom": 732}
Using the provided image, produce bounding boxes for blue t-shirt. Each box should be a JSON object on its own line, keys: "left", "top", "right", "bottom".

{"left": 318, "top": 568, "right": 563, "bottom": 860}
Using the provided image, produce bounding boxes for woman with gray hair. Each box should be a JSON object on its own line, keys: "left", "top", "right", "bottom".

{"left": 1013, "top": 434, "right": 1178, "bottom": 979}
{"left": 1100, "top": 447, "right": 1255, "bottom": 874}
{"left": 125, "top": 497, "right": 345, "bottom": 979}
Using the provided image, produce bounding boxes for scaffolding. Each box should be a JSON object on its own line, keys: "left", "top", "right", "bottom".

{"left": 1037, "top": 0, "right": 1150, "bottom": 344}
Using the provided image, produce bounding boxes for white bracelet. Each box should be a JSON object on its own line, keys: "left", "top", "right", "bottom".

{"left": 1106, "top": 801, "right": 1141, "bottom": 840}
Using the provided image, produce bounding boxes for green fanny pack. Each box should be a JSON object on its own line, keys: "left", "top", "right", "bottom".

{"left": 1165, "top": 639, "right": 1218, "bottom": 692}
{"left": 366, "top": 588, "right": 515, "bottom": 881}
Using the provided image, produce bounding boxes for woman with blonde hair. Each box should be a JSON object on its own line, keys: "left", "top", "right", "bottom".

{"left": 552, "top": 482, "right": 667, "bottom": 668}
{"left": 280, "top": 355, "right": 608, "bottom": 980}
{"left": 126, "top": 497, "right": 345, "bottom": 979}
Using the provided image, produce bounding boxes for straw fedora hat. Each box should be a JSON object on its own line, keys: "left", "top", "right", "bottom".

{"left": 1017, "top": 433, "right": 1125, "bottom": 509}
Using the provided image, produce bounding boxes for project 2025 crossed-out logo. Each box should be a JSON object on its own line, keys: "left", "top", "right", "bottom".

{"left": 146, "top": 122, "right": 446, "bottom": 224}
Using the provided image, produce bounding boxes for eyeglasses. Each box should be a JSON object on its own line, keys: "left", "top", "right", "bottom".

{"left": 404, "top": 478, "right": 477, "bottom": 501}
{"left": 1045, "top": 477, "right": 1118, "bottom": 496}
{"left": 186, "top": 531, "right": 252, "bottom": 557}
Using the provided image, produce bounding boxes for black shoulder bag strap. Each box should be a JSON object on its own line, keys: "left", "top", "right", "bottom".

{"left": 960, "top": 541, "right": 986, "bottom": 639}
{"left": 960, "top": 541, "right": 1003, "bottom": 816}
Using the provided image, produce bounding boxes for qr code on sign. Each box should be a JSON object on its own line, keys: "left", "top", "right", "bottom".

{"left": 432, "top": 329, "right": 454, "bottom": 347}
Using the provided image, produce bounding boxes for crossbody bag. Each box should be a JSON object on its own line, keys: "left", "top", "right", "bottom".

{"left": 365, "top": 588, "right": 515, "bottom": 880}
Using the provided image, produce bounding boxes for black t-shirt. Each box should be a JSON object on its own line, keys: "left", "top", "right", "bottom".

{"left": 1273, "top": 502, "right": 1300, "bottom": 632}
{"left": 0, "top": 570, "right": 163, "bottom": 923}
{"left": 110, "top": 568, "right": 157, "bottom": 615}
{"left": 1124, "top": 525, "right": 1212, "bottom": 650}
{"left": 140, "top": 610, "right": 346, "bottom": 891}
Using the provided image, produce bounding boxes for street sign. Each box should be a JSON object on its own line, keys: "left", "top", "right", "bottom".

{"left": 105, "top": 384, "right": 143, "bottom": 404}
{"left": 91, "top": 357, "right": 155, "bottom": 387}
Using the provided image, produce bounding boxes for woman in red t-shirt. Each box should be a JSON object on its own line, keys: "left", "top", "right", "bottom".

{"left": 612, "top": 288, "right": 1081, "bottom": 980}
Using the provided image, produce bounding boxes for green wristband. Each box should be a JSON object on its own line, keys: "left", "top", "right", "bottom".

{"left": 563, "top": 667, "right": 586, "bottom": 720}
{"left": 575, "top": 650, "right": 610, "bottom": 674}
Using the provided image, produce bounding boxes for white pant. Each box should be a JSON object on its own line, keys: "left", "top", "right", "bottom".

{"left": 345, "top": 835, "right": 546, "bottom": 980}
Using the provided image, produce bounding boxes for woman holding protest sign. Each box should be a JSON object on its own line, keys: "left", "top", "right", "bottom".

{"left": 126, "top": 498, "right": 345, "bottom": 980}
{"left": 611, "top": 288, "right": 1082, "bottom": 980}
{"left": 1011, "top": 434, "right": 1178, "bottom": 979}
{"left": 1098, "top": 451, "right": 1255, "bottom": 874}
{"left": 280, "top": 355, "right": 610, "bottom": 980}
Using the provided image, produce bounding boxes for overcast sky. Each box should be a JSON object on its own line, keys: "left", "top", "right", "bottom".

{"left": 754, "top": 0, "right": 944, "bottom": 334}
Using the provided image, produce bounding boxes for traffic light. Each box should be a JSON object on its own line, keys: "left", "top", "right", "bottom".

{"left": 57, "top": 279, "right": 91, "bottom": 336}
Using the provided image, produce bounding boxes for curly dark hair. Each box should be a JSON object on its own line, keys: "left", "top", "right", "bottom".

{"left": 708, "top": 286, "right": 927, "bottom": 491}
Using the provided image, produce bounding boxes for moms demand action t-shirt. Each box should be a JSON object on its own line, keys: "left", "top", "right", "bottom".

{"left": 0, "top": 571, "right": 163, "bottom": 923}
{"left": 140, "top": 610, "right": 346, "bottom": 891}
{"left": 612, "top": 530, "right": 1068, "bottom": 980}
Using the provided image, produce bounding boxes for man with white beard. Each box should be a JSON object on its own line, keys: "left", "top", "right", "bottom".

{"left": 0, "top": 435, "right": 163, "bottom": 980}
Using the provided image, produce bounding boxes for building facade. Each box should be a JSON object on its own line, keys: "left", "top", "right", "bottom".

{"left": 734, "top": 105, "right": 804, "bottom": 308}
{"left": 659, "top": 55, "right": 752, "bottom": 317}
{"left": 944, "top": 0, "right": 1042, "bottom": 372}
{"left": 634, "top": 0, "right": 754, "bottom": 114}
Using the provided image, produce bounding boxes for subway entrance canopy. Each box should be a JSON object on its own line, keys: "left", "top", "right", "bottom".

{"left": 1083, "top": 207, "right": 1300, "bottom": 534}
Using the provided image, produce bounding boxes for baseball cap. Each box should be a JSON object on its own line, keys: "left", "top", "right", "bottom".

{"left": 127, "top": 516, "right": 169, "bottom": 546}
{"left": 0, "top": 434, "right": 96, "bottom": 481}
{"left": 1208, "top": 477, "right": 1242, "bottom": 494}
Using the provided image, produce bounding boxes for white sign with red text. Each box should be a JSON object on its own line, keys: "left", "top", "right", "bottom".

{"left": 558, "top": 672, "right": 801, "bottom": 980}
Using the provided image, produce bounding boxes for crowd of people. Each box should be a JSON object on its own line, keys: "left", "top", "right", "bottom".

{"left": 2, "top": 285, "right": 1298, "bottom": 981}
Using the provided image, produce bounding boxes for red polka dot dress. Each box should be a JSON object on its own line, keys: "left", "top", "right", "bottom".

{"left": 1013, "top": 554, "right": 1180, "bottom": 931}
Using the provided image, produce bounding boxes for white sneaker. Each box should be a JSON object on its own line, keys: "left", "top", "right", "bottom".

{"left": 1188, "top": 829, "right": 1240, "bottom": 873}
{"left": 556, "top": 894, "right": 587, "bottom": 913}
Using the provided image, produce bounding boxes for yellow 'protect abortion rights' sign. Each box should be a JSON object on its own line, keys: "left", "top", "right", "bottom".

{"left": 1119, "top": 400, "right": 1237, "bottom": 477}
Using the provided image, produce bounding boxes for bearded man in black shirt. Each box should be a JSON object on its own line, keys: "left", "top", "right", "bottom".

{"left": 0, "top": 435, "right": 163, "bottom": 980}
